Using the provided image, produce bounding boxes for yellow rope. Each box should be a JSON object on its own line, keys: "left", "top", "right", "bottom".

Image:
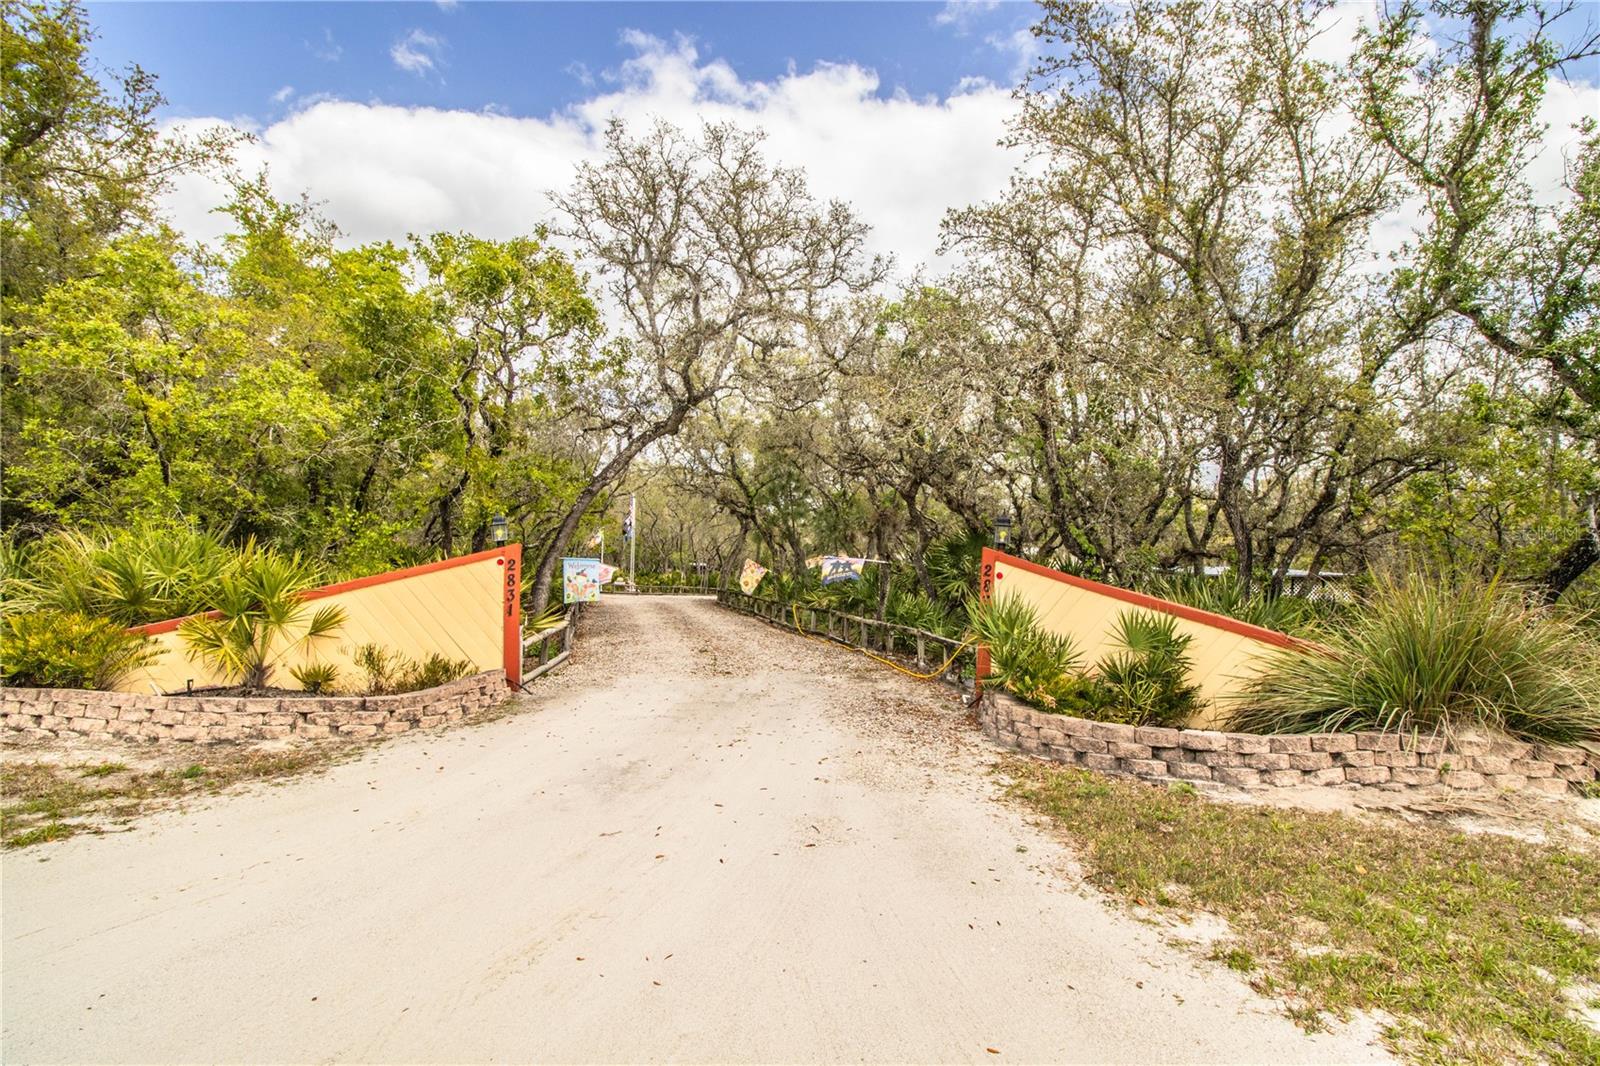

{"left": 789, "top": 603, "right": 975, "bottom": 681}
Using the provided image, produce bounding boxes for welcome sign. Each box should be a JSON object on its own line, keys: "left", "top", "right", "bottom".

{"left": 562, "top": 557, "right": 604, "bottom": 604}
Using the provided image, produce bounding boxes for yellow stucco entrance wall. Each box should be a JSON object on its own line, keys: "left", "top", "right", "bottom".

{"left": 980, "top": 549, "right": 1302, "bottom": 729}
{"left": 118, "top": 546, "right": 522, "bottom": 695}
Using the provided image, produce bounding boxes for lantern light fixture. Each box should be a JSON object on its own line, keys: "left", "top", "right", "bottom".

{"left": 994, "top": 513, "right": 1013, "bottom": 549}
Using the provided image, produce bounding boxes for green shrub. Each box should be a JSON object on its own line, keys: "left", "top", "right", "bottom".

{"left": 352, "top": 644, "right": 404, "bottom": 693}
{"left": 525, "top": 603, "right": 567, "bottom": 633}
{"left": 970, "top": 599, "right": 1208, "bottom": 725}
{"left": 887, "top": 589, "right": 954, "bottom": 636}
{"left": 179, "top": 547, "right": 344, "bottom": 691}
{"left": 0, "top": 610, "right": 157, "bottom": 690}
{"left": 27, "top": 525, "right": 230, "bottom": 625}
{"left": 289, "top": 662, "right": 340, "bottom": 694}
{"left": 1092, "top": 610, "right": 1203, "bottom": 727}
{"left": 1228, "top": 574, "right": 1600, "bottom": 743}
{"left": 1148, "top": 574, "right": 1334, "bottom": 634}
{"left": 968, "top": 595, "right": 1102, "bottom": 714}
{"left": 925, "top": 530, "right": 986, "bottom": 608}
{"left": 407, "top": 652, "right": 476, "bottom": 690}
{"left": 353, "top": 644, "right": 475, "bottom": 695}
{"left": 0, "top": 538, "right": 46, "bottom": 617}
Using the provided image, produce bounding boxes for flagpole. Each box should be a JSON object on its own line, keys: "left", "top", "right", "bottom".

{"left": 628, "top": 493, "right": 637, "bottom": 586}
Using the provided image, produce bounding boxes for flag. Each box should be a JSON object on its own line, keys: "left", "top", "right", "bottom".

{"left": 739, "top": 559, "right": 769, "bottom": 594}
{"left": 805, "top": 554, "right": 825, "bottom": 570}
{"left": 820, "top": 556, "right": 866, "bottom": 585}
{"left": 597, "top": 564, "right": 618, "bottom": 584}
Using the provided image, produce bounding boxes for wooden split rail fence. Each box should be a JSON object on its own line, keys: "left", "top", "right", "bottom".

{"left": 521, "top": 615, "right": 575, "bottom": 684}
{"left": 716, "top": 589, "right": 976, "bottom": 688}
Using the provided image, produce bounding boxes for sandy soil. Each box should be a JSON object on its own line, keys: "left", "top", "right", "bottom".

{"left": 1, "top": 596, "right": 1390, "bottom": 1064}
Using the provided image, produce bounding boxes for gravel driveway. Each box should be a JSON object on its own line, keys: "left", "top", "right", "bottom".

{"left": 1, "top": 596, "right": 1387, "bottom": 1064}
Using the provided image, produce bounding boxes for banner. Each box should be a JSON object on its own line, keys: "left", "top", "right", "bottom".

{"left": 562, "top": 557, "right": 603, "bottom": 603}
{"left": 739, "top": 559, "right": 769, "bottom": 594}
{"left": 597, "top": 563, "right": 618, "bottom": 584}
{"left": 820, "top": 556, "right": 866, "bottom": 585}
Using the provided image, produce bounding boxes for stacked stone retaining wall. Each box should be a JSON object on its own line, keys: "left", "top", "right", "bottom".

{"left": 1, "top": 671, "right": 508, "bottom": 744}
{"left": 980, "top": 691, "right": 1599, "bottom": 797}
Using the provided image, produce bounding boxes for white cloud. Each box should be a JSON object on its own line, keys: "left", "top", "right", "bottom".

{"left": 934, "top": 1, "right": 1001, "bottom": 31}
{"left": 391, "top": 29, "right": 445, "bottom": 76}
{"left": 271, "top": 85, "right": 294, "bottom": 104}
{"left": 986, "top": 25, "right": 1037, "bottom": 84}
{"left": 308, "top": 28, "right": 341, "bottom": 63}
{"left": 436, "top": 0, "right": 459, "bottom": 9}
{"left": 159, "top": 32, "right": 1021, "bottom": 274}
{"left": 156, "top": 25, "right": 1594, "bottom": 289}
{"left": 566, "top": 60, "right": 595, "bottom": 87}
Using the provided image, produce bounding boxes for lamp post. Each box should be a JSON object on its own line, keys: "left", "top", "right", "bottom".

{"left": 994, "top": 513, "right": 1013, "bottom": 550}
{"left": 491, "top": 514, "right": 509, "bottom": 546}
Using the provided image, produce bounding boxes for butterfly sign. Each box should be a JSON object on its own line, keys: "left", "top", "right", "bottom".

{"left": 739, "top": 559, "right": 769, "bottom": 594}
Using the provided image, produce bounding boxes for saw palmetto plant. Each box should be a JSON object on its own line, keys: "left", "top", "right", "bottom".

{"left": 179, "top": 548, "right": 345, "bottom": 691}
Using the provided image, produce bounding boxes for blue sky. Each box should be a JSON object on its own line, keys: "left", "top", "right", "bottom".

{"left": 86, "top": 1, "right": 1039, "bottom": 122}
{"left": 79, "top": 2, "right": 1596, "bottom": 275}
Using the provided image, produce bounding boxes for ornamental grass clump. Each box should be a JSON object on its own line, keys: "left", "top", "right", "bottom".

{"left": 1229, "top": 574, "right": 1600, "bottom": 744}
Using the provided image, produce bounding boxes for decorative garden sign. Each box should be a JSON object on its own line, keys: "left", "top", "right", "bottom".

{"left": 562, "top": 558, "right": 603, "bottom": 604}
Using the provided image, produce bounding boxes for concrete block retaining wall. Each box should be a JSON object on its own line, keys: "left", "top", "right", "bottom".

{"left": 980, "top": 691, "right": 1600, "bottom": 797}
{"left": 0, "top": 671, "right": 508, "bottom": 744}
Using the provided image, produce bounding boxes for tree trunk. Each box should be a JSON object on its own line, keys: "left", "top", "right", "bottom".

{"left": 873, "top": 526, "right": 890, "bottom": 623}
{"left": 1535, "top": 507, "right": 1600, "bottom": 605}
{"left": 429, "top": 468, "right": 471, "bottom": 556}
{"left": 526, "top": 409, "right": 688, "bottom": 614}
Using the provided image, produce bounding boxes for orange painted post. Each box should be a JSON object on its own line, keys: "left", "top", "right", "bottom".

{"left": 500, "top": 542, "right": 522, "bottom": 690}
{"left": 976, "top": 546, "right": 997, "bottom": 696}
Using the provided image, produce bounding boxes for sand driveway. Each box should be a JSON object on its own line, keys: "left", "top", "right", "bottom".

{"left": 1, "top": 596, "right": 1386, "bottom": 1064}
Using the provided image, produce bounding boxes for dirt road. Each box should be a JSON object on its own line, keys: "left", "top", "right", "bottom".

{"left": 1, "top": 597, "right": 1386, "bottom": 1064}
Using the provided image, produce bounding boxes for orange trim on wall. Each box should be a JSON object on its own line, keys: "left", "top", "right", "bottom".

{"left": 981, "top": 548, "right": 1307, "bottom": 650}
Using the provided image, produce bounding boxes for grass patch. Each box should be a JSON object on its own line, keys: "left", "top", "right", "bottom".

{"left": 1215, "top": 945, "right": 1257, "bottom": 972}
{"left": 80, "top": 761, "right": 129, "bottom": 777}
{"left": 1002, "top": 756, "right": 1600, "bottom": 1064}
{"left": 2, "top": 747, "right": 351, "bottom": 849}
{"left": 8, "top": 822, "right": 79, "bottom": 847}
